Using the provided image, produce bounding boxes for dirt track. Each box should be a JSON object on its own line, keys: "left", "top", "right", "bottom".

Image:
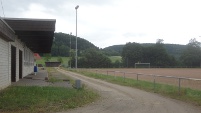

{"left": 88, "top": 68, "right": 201, "bottom": 89}
{"left": 57, "top": 68, "right": 201, "bottom": 113}
{"left": 97, "top": 68, "right": 201, "bottom": 78}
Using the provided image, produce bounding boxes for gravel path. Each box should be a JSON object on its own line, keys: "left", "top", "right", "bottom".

{"left": 57, "top": 68, "right": 201, "bottom": 113}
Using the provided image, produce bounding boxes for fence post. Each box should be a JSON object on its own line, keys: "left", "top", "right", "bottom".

{"left": 178, "top": 78, "right": 181, "bottom": 95}
{"left": 153, "top": 75, "right": 156, "bottom": 92}
{"left": 123, "top": 72, "right": 125, "bottom": 82}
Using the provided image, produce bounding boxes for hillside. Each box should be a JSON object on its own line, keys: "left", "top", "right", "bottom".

{"left": 51, "top": 32, "right": 98, "bottom": 56}
{"left": 163, "top": 44, "right": 186, "bottom": 59}
{"left": 50, "top": 32, "right": 186, "bottom": 59}
{"left": 103, "top": 43, "right": 186, "bottom": 59}
{"left": 100, "top": 45, "right": 124, "bottom": 56}
{"left": 141, "top": 43, "right": 186, "bottom": 59}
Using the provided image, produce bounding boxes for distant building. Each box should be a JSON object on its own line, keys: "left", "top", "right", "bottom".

{"left": 0, "top": 18, "right": 56, "bottom": 90}
{"left": 45, "top": 62, "right": 61, "bottom": 67}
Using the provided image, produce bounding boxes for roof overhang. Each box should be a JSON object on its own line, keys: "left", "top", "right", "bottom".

{"left": 0, "top": 19, "right": 16, "bottom": 41}
{"left": 3, "top": 18, "right": 56, "bottom": 53}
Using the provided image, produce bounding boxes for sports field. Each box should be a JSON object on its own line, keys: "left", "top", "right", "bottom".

{"left": 87, "top": 68, "right": 201, "bottom": 90}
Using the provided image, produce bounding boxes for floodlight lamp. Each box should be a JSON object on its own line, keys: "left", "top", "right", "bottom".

{"left": 75, "top": 5, "right": 79, "bottom": 10}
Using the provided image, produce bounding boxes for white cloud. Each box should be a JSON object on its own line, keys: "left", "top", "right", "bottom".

{"left": 1, "top": 0, "right": 201, "bottom": 48}
{"left": 21, "top": 3, "right": 57, "bottom": 19}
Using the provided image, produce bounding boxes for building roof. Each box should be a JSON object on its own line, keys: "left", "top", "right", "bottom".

{"left": 34, "top": 53, "right": 41, "bottom": 60}
{"left": 0, "top": 19, "right": 16, "bottom": 41}
{"left": 4, "top": 18, "right": 56, "bottom": 53}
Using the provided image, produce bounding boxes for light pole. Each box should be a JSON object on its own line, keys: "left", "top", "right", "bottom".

{"left": 69, "top": 32, "right": 72, "bottom": 68}
{"left": 75, "top": 5, "right": 79, "bottom": 69}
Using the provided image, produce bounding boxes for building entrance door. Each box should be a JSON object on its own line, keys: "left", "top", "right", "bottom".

{"left": 19, "top": 50, "right": 23, "bottom": 79}
{"left": 11, "top": 46, "right": 16, "bottom": 82}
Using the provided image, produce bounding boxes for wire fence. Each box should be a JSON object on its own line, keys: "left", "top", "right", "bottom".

{"left": 79, "top": 69, "right": 201, "bottom": 93}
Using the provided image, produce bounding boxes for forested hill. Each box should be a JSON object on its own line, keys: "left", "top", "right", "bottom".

{"left": 51, "top": 32, "right": 186, "bottom": 59}
{"left": 103, "top": 43, "right": 187, "bottom": 59}
{"left": 51, "top": 32, "right": 98, "bottom": 56}
{"left": 101, "top": 45, "right": 124, "bottom": 56}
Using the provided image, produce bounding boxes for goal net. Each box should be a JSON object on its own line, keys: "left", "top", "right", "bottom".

{"left": 135, "top": 63, "right": 150, "bottom": 68}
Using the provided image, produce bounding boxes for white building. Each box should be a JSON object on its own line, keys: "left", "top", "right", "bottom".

{"left": 0, "top": 18, "right": 56, "bottom": 90}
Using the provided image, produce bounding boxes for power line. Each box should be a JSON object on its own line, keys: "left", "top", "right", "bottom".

{"left": 0, "top": 0, "right": 5, "bottom": 17}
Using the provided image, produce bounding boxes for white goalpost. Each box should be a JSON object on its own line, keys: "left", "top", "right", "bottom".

{"left": 135, "top": 63, "right": 150, "bottom": 68}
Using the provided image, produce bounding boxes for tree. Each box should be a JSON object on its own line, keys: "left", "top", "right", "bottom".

{"left": 101, "top": 45, "right": 123, "bottom": 56}
{"left": 51, "top": 32, "right": 98, "bottom": 57}
{"left": 143, "top": 39, "right": 175, "bottom": 67}
{"left": 121, "top": 42, "right": 143, "bottom": 68}
{"left": 180, "top": 38, "right": 201, "bottom": 67}
{"left": 43, "top": 53, "right": 51, "bottom": 62}
{"left": 156, "top": 39, "right": 164, "bottom": 44}
{"left": 121, "top": 40, "right": 177, "bottom": 68}
{"left": 57, "top": 56, "right": 63, "bottom": 63}
{"left": 153, "top": 39, "right": 170, "bottom": 66}
{"left": 78, "top": 48, "right": 112, "bottom": 68}
{"left": 68, "top": 49, "right": 76, "bottom": 68}
{"left": 113, "top": 60, "right": 122, "bottom": 68}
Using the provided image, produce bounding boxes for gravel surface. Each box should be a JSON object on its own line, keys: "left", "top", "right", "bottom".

{"left": 57, "top": 68, "right": 201, "bottom": 113}
{"left": 88, "top": 68, "right": 201, "bottom": 90}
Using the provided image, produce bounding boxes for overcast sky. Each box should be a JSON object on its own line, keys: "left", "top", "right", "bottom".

{"left": 1, "top": 0, "right": 201, "bottom": 48}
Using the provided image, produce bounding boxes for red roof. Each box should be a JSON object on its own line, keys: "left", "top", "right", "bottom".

{"left": 34, "top": 53, "right": 41, "bottom": 60}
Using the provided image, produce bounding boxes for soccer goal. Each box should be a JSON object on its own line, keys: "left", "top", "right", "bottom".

{"left": 135, "top": 63, "right": 150, "bottom": 68}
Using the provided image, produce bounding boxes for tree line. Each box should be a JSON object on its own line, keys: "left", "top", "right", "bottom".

{"left": 47, "top": 32, "right": 201, "bottom": 68}
{"left": 122, "top": 39, "right": 176, "bottom": 68}
{"left": 51, "top": 32, "right": 98, "bottom": 57}
{"left": 122, "top": 39, "right": 201, "bottom": 68}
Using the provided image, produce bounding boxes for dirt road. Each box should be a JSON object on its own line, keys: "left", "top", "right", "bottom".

{"left": 57, "top": 68, "right": 201, "bottom": 113}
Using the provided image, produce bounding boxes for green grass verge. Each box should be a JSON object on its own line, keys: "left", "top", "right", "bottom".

{"left": 0, "top": 86, "right": 98, "bottom": 113}
{"left": 36, "top": 57, "right": 70, "bottom": 66}
{"left": 37, "top": 56, "right": 122, "bottom": 66}
{"left": 68, "top": 69, "right": 201, "bottom": 106}
{"left": 46, "top": 67, "right": 75, "bottom": 85}
{"left": 109, "top": 56, "right": 122, "bottom": 63}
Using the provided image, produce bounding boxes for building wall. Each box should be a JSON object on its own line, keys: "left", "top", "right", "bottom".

{"left": 23, "top": 46, "right": 34, "bottom": 77}
{"left": 10, "top": 38, "right": 34, "bottom": 81}
{"left": 0, "top": 36, "right": 34, "bottom": 90}
{"left": 0, "top": 36, "right": 10, "bottom": 89}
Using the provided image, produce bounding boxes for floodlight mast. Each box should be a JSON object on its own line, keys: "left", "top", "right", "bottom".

{"left": 69, "top": 32, "right": 72, "bottom": 68}
{"left": 75, "top": 5, "right": 79, "bottom": 10}
{"left": 75, "top": 5, "right": 79, "bottom": 69}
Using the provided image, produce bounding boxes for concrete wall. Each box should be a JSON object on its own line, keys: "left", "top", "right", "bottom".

{"left": 0, "top": 36, "right": 10, "bottom": 89}
{"left": 0, "top": 36, "right": 34, "bottom": 90}
{"left": 23, "top": 46, "right": 34, "bottom": 77}
{"left": 10, "top": 38, "right": 34, "bottom": 81}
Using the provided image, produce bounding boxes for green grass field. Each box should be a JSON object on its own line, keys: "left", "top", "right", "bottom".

{"left": 36, "top": 56, "right": 122, "bottom": 66}
{"left": 109, "top": 56, "right": 122, "bottom": 62}
{"left": 0, "top": 86, "right": 98, "bottom": 113}
{"left": 0, "top": 68, "right": 99, "bottom": 113}
{"left": 36, "top": 57, "right": 70, "bottom": 66}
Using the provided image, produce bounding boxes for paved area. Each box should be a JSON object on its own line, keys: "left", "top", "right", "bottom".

{"left": 12, "top": 69, "right": 72, "bottom": 88}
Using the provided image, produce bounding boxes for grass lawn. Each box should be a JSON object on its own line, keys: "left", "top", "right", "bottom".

{"left": 36, "top": 57, "right": 70, "bottom": 66}
{"left": 36, "top": 56, "right": 122, "bottom": 66}
{"left": 0, "top": 68, "right": 99, "bottom": 113}
{"left": 0, "top": 86, "right": 98, "bottom": 113}
{"left": 109, "top": 56, "right": 122, "bottom": 63}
